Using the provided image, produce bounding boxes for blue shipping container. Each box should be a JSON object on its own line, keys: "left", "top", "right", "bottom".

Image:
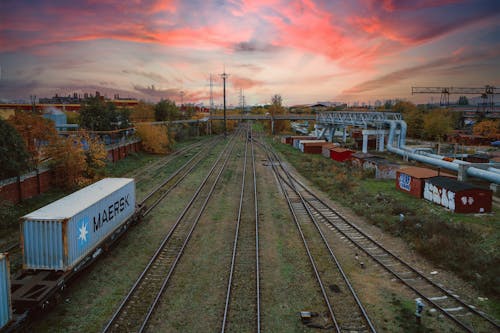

{"left": 22, "top": 178, "right": 135, "bottom": 271}
{"left": 0, "top": 253, "right": 12, "bottom": 330}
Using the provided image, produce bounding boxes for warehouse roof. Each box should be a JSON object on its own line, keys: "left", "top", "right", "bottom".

{"left": 426, "top": 176, "right": 489, "bottom": 192}
{"left": 331, "top": 147, "right": 354, "bottom": 153}
{"left": 399, "top": 166, "right": 453, "bottom": 179}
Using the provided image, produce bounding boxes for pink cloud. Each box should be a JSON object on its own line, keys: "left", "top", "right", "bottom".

{"left": 367, "top": 0, "right": 465, "bottom": 12}
{"left": 230, "top": 75, "right": 263, "bottom": 89}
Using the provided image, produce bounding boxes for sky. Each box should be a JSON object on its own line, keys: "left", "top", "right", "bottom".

{"left": 1, "top": 0, "right": 499, "bottom": 106}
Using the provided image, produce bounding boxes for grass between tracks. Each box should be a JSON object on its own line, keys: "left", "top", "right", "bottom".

{"left": 270, "top": 137, "right": 500, "bottom": 317}
{"left": 28, "top": 137, "right": 225, "bottom": 332}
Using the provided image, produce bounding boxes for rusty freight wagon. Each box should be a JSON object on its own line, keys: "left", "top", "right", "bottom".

{"left": 423, "top": 176, "right": 492, "bottom": 213}
{"left": 396, "top": 166, "right": 454, "bottom": 198}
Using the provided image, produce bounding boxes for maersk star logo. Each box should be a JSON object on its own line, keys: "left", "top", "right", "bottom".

{"left": 77, "top": 217, "right": 89, "bottom": 247}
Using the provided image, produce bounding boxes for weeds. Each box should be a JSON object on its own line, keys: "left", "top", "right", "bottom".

{"left": 272, "top": 139, "right": 500, "bottom": 298}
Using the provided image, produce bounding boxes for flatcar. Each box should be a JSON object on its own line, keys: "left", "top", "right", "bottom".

{"left": 1, "top": 178, "right": 144, "bottom": 332}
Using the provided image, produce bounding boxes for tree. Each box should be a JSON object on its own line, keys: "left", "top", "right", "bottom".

{"left": 46, "top": 136, "right": 86, "bottom": 189}
{"left": 79, "top": 97, "right": 131, "bottom": 131}
{"left": 393, "top": 101, "right": 424, "bottom": 138}
{"left": 80, "top": 132, "right": 108, "bottom": 180}
{"left": 473, "top": 120, "right": 499, "bottom": 138}
{"left": 0, "top": 118, "right": 30, "bottom": 179}
{"left": 130, "top": 101, "right": 155, "bottom": 122}
{"left": 269, "top": 94, "right": 286, "bottom": 134}
{"left": 135, "top": 123, "right": 173, "bottom": 154}
{"left": 155, "top": 99, "right": 179, "bottom": 121}
{"left": 422, "top": 109, "right": 452, "bottom": 141}
{"left": 7, "top": 112, "right": 58, "bottom": 168}
{"left": 45, "top": 131, "right": 107, "bottom": 188}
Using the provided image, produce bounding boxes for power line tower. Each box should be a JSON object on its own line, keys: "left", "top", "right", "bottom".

{"left": 220, "top": 70, "right": 229, "bottom": 138}
{"left": 239, "top": 88, "right": 244, "bottom": 114}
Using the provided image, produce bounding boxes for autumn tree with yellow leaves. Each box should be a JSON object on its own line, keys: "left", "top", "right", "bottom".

{"left": 46, "top": 131, "right": 108, "bottom": 189}
{"left": 7, "top": 112, "right": 58, "bottom": 168}
{"left": 46, "top": 136, "right": 86, "bottom": 188}
{"left": 473, "top": 120, "right": 499, "bottom": 139}
{"left": 135, "top": 123, "right": 173, "bottom": 154}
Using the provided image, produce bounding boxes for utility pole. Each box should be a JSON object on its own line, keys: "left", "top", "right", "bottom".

{"left": 220, "top": 70, "right": 229, "bottom": 138}
{"left": 209, "top": 74, "right": 214, "bottom": 135}
{"left": 239, "top": 88, "right": 246, "bottom": 114}
{"left": 30, "top": 95, "right": 36, "bottom": 113}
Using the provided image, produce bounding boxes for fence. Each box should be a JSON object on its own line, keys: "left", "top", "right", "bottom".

{"left": 0, "top": 140, "right": 142, "bottom": 203}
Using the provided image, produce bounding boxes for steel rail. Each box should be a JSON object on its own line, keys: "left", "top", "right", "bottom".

{"left": 138, "top": 131, "right": 241, "bottom": 333}
{"left": 295, "top": 172, "right": 500, "bottom": 332}
{"left": 261, "top": 140, "right": 341, "bottom": 332}
{"left": 140, "top": 137, "right": 222, "bottom": 214}
{"left": 291, "top": 174, "right": 499, "bottom": 332}
{"left": 102, "top": 132, "right": 238, "bottom": 333}
{"left": 252, "top": 127, "right": 262, "bottom": 333}
{"left": 0, "top": 138, "right": 219, "bottom": 257}
{"left": 130, "top": 139, "right": 211, "bottom": 182}
{"left": 263, "top": 141, "right": 376, "bottom": 332}
{"left": 221, "top": 128, "right": 250, "bottom": 332}
{"left": 271, "top": 148, "right": 377, "bottom": 332}
{"left": 266, "top": 142, "right": 499, "bottom": 332}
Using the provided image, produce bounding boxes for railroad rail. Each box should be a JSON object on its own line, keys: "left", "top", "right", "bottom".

{"left": 128, "top": 139, "right": 212, "bottom": 183}
{"left": 261, "top": 140, "right": 377, "bottom": 332}
{"left": 139, "top": 136, "right": 222, "bottom": 215}
{"left": 221, "top": 125, "right": 261, "bottom": 332}
{"left": 102, "top": 131, "right": 239, "bottom": 333}
{"left": 0, "top": 138, "right": 219, "bottom": 256}
{"left": 266, "top": 142, "right": 500, "bottom": 333}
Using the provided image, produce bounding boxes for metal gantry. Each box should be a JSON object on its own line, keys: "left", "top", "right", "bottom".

{"left": 316, "top": 111, "right": 402, "bottom": 128}
{"left": 412, "top": 86, "right": 499, "bottom": 110}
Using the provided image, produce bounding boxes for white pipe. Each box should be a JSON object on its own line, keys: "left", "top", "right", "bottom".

{"left": 385, "top": 120, "right": 500, "bottom": 184}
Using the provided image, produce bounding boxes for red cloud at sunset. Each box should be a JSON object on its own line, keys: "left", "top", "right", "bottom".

{"left": 230, "top": 75, "right": 263, "bottom": 90}
{"left": 1, "top": 0, "right": 499, "bottom": 103}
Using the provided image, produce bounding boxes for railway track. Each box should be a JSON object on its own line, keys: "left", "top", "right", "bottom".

{"left": 126, "top": 139, "right": 211, "bottom": 183}
{"left": 265, "top": 141, "right": 500, "bottom": 333}
{"left": 102, "top": 132, "right": 239, "bottom": 333}
{"left": 221, "top": 125, "right": 261, "bottom": 332}
{"left": 261, "top": 140, "right": 377, "bottom": 332}
{"left": 0, "top": 137, "right": 219, "bottom": 256}
{"left": 139, "top": 136, "right": 222, "bottom": 215}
